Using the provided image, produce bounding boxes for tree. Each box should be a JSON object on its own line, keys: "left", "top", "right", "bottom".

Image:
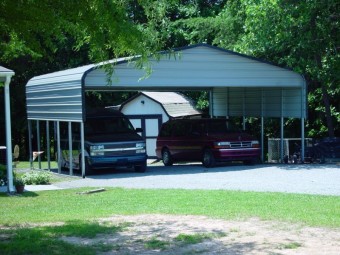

{"left": 0, "top": 0, "right": 176, "bottom": 153}
{"left": 0, "top": 0, "right": 176, "bottom": 64}
{"left": 230, "top": 0, "right": 339, "bottom": 137}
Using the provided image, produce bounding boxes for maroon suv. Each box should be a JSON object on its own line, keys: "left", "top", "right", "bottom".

{"left": 156, "top": 118, "right": 261, "bottom": 167}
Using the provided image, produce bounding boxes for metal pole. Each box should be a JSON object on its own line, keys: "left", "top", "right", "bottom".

{"left": 243, "top": 88, "right": 246, "bottom": 130}
{"left": 261, "top": 88, "right": 265, "bottom": 163}
{"left": 301, "top": 118, "right": 305, "bottom": 162}
{"left": 280, "top": 117, "right": 284, "bottom": 163}
{"left": 28, "top": 120, "right": 33, "bottom": 169}
{"left": 68, "top": 122, "right": 73, "bottom": 175}
{"left": 46, "top": 121, "right": 50, "bottom": 170}
{"left": 261, "top": 117, "right": 264, "bottom": 162}
{"left": 280, "top": 89, "right": 284, "bottom": 163}
{"left": 80, "top": 122, "right": 85, "bottom": 178}
{"left": 209, "top": 90, "right": 213, "bottom": 117}
{"left": 4, "top": 75, "right": 15, "bottom": 193}
{"left": 57, "top": 121, "right": 61, "bottom": 174}
{"left": 37, "top": 120, "right": 41, "bottom": 169}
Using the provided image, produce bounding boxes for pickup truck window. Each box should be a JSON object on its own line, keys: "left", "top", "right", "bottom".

{"left": 85, "top": 116, "right": 135, "bottom": 135}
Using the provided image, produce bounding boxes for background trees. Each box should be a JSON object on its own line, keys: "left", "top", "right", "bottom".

{"left": 156, "top": 0, "right": 339, "bottom": 138}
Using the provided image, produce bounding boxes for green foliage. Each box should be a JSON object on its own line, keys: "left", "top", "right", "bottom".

{"left": 277, "top": 242, "right": 302, "bottom": 250}
{"left": 0, "top": 164, "right": 6, "bottom": 186}
{"left": 13, "top": 176, "right": 25, "bottom": 186}
{"left": 229, "top": 0, "right": 340, "bottom": 137}
{"left": 144, "top": 237, "right": 169, "bottom": 250}
{"left": 174, "top": 232, "right": 224, "bottom": 244}
{"left": 21, "top": 170, "right": 51, "bottom": 185}
{"left": 0, "top": 0, "right": 175, "bottom": 63}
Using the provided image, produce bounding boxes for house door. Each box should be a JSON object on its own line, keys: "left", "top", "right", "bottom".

{"left": 127, "top": 114, "right": 162, "bottom": 158}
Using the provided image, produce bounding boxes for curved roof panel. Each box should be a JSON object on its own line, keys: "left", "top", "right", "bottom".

{"left": 26, "top": 44, "right": 306, "bottom": 122}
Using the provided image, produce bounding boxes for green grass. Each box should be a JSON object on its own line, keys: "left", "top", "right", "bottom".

{"left": 0, "top": 220, "right": 128, "bottom": 255}
{"left": 144, "top": 237, "right": 170, "bottom": 250}
{"left": 277, "top": 242, "right": 302, "bottom": 250}
{"left": 175, "top": 232, "right": 226, "bottom": 244}
{"left": 1, "top": 188, "right": 339, "bottom": 228}
{"left": 14, "top": 161, "right": 58, "bottom": 170}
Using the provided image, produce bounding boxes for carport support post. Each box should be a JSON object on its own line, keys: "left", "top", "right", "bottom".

{"left": 280, "top": 117, "right": 284, "bottom": 163}
{"left": 46, "top": 121, "right": 51, "bottom": 171}
{"left": 36, "top": 120, "right": 41, "bottom": 169}
{"left": 261, "top": 117, "right": 264, "bottom": 162}
{"left": 68, "top": 122, "right": 73, "bottom": 175}
{"left": 28, "top": 120, "right": 33, "bottom": 169}
{"left": 80, "top": 122, "right": 85, "bottom": 178}
{"left": 57, "top": 121, "right": 61, "bottom": 174}
{"left": 301, "top": 118, "right": 305, "bottom": 162}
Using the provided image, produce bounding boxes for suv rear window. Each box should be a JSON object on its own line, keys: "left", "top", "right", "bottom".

{"left": 207, "top": 120, "right": 237, "bottom": 134}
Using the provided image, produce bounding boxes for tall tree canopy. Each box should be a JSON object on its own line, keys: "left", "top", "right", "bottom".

{"left": 158, "top": 0, "right": 339, "bottom": 138}
{"left": 0, "top": 0, "right": 174, "bottom": 64}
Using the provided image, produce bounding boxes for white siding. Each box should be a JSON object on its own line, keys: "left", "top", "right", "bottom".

{"left": 121, "top": 95, "right": 169, "bottom": 122}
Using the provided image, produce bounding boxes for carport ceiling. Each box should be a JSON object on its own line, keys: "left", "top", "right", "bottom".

{"left": 26, "top": 44, "right": 307, "bottom": 122}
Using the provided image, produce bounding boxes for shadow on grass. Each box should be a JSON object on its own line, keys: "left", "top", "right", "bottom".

{"left": 0, "top": 218, "right": 287, "bottom": 254}
{"left": 0, "top": 220, "right": 127, "bottom": 255}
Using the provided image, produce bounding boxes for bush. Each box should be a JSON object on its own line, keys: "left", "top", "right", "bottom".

{"left": 14, "top": 176, "right": 25, "bottom": 186}
{"left": 22, "top": 170, "right": 51, "bottom": 185}
{"left": 0, "top": 164, "right": 7, "bottom": 186}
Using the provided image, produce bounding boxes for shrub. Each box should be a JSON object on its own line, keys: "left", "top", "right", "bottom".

{"left": 14, "top": 176, "right": 25, "bottom": 186}
{"left": 0, "top": 164, "right": 7, "bottom": 186}
{"left": 22, "top": 170, "right": 51, "bottom": 185}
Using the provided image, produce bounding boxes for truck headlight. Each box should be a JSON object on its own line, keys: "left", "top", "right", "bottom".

{"left": 136, "top": 142, "right": 146, "bottom": 153}
{"left": 214, "top": 142, "right": 231, "bottom": 149}
{"left": 90, "top": 145, "right": 104, "bottom": 156}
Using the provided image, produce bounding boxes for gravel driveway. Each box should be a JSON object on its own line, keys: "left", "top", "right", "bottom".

{"left": 53, "top": 163, "right": 340, "bottom": 196}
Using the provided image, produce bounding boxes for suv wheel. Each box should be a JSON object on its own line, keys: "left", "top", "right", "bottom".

{"left": 162, "top": 149, "right": 173, "bottom": 166}
{"left": 202, "top": 149, "right": 215, "bottom": 168}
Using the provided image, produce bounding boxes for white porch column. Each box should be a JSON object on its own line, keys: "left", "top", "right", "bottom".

{"left": 4, "top": 75, "right": 15, "bottom": 193}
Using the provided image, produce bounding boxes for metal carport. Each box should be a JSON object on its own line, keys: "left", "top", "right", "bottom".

{"left": 26, "top": 44, "right": 307, "bottom": 177}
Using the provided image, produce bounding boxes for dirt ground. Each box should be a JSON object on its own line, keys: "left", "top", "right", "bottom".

{"left": 62, "top": 214, "right": 340, "bottom": 255}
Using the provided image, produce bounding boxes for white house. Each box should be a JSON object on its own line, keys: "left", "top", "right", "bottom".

{"left": 119, "top": 91, "right": 202, "bottom": 158}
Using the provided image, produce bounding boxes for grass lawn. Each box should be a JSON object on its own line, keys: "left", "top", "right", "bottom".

{"left": 1, "top": 185, "right": 339, "bottom": 254}
{"left": 1, "top": 188, "right": 339, "bottom": 228}
{"left": 1, "top": 163, "right": 339, "bottom": 254}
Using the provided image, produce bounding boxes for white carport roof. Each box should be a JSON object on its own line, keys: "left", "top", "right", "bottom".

{"left": 26, "top": 44, "right": 307, "bottom": 122}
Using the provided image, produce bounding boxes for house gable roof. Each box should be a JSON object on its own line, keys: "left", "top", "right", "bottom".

{"left": 120, "top": 92, "right": 202, "bottom": 118}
